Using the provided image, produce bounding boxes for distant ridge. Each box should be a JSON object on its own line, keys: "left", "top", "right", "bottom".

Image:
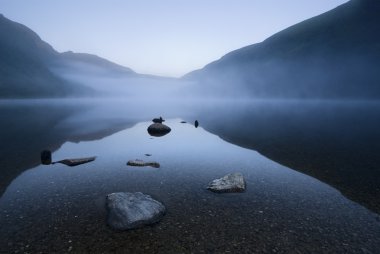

{"left": 185, "top": 0, "right": 380, "bottom": 99}
{"left": 57, "top": 51, "right": 137, "bottom": 76}
{"left": 0, "top": 14, "right": 170, "bottom": 98}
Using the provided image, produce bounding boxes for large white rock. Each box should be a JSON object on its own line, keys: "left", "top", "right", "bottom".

{"left": 106, "top": 192, "right": 166, "bottom": 230}
{"left": 207, "top": 172, "right": 246, "bottom": 193}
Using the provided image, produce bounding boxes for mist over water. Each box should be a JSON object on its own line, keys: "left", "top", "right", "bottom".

{"left": 50, "top": 61, "right": 190, "bottom": 99}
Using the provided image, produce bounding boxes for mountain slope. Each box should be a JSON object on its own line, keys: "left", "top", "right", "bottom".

{"left": 53, "top": 51, "right": 137, "bottom": 77}
{"left": 185, "top": 0, "right": 380, "bottom": 99}
{"left": 0, "top": 14, "right": 93, "bottom": 98}
{"left": 0, "top": 14, "right": 157, "bottom": 98}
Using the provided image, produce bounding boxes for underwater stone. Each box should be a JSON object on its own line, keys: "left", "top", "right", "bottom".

{"left": 106, "top": 192, "right": 166, "bottom": 230}
{"left": 127, "top": 159, "right": 160, "bottom": 168}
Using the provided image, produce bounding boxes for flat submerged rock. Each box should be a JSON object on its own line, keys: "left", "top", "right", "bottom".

{"left": 106, "top": 192, "right": 166, "bottom": 230}
{"left": 127, "top": 159, "right": 160, "bottom": 168}
{"left": 207, "top": 172, "right": 246, "bottom": 193}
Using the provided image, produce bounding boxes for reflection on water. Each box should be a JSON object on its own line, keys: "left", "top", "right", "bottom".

{"left": 0, "top": 99, "right": 380, "bottom": 252}
{"left": 0, "top": 99, "right": 135, "bottom": 196}
{"left": 191, "top": 100, "right": 380, "bottom": 214}
{"left": 0, "top": 99, "right": 191, "bottom": 197}
{"left": 1, "top": 119, "right": 380, "bottom": 253}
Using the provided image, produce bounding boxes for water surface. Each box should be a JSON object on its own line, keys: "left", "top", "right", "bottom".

{"left": 0, "top": 100, "right": 380, "bottom": 253}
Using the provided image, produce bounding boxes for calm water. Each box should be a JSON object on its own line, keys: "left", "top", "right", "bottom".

{"left": 0, "top": 99, "right": 380, "bottom": 253}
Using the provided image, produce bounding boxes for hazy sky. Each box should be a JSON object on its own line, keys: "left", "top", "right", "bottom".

{"left": 1, "top": 0, "right": 348, "bottom": 77}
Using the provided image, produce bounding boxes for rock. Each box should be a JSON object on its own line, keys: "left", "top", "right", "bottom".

{"left": 152, "top": 117, "right": 165, "bottom": 123}
{"left": 147, "top": 123, "right": 171, "bottom": 137}
{"left": 145, "top": 154, "right": 152, "bottom": 156}
{"left": 52, "top": 156, "right": 96, "bottom": 167}
{"left": 41, "top": 150, "right": 52, "bottom": 165}
{"left": 127, "top": 159, "right": 160, "bottom": 168}
{"left": 106, "top": 192, "right": 166, "bottom": 230}
{"left": 180, "top": 121, "right": 187, "bottom": 123}
{"left": 195, "top": 120, "right": 199, "bottom": 128}
{"left": 207, "top": 172, "right": 246, "bottom": 193}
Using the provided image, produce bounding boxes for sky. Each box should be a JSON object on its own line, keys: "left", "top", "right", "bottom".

{"left": 0, "top": 0, "right": 349, "bottom": 77}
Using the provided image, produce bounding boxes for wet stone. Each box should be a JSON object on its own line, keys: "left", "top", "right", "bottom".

{"left": 41, "top": 150, "right": 52, "bottom": 165}
{"left": 147, "top": 123, "right": 171, "bottom": 137}
{"left": 52, "top": 156, "right": 96, "bottom": 167}
{"left": 152, "top": 117, "right": 165, "bottom": 123}
{"left": 106, "top": 192, "right": 166, "bottom": 230}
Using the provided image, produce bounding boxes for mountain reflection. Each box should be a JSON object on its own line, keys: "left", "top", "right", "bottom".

{"left": 1, "top": 99, "right": 379, "bottom": 215}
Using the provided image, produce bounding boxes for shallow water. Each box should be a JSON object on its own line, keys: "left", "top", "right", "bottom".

{"left": 0, "top": 99, "right": 380, "bottom": 253}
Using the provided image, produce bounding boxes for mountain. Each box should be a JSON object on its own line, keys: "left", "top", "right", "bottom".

{"left": 185, "top": 0, "right": 380, "bottom": 99}
{"left": 53, "top": 51, "right": 137, "bottom": 77}
{"left": 0, "top": 14, "right": 92, "bottom": 98}
{"left": 0, "top": 14, "right": 156, "bottom": 98}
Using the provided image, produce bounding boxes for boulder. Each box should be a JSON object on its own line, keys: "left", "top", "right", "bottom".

{"left": 207, "top": 172, "right": 246, "bottom": 193}
{"left": 127, "top": 159, "right": 160, "bottom": 168}
{"left": 106, "top": 192, "right": 166, "bottom": 230}
{"left": 147, "top": 123, "right": 171, "bottom": 137}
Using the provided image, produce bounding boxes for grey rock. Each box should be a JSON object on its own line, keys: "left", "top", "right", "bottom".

{"left": 207, "top": 172, "right": 246, "bottom": 193}
{"left": 106, "top": 192, "right": 166, "bottom": 230}
{"left": 127, "top": 159, "right": 160, "bottom": 168}
{"left": 147, "top": 123, "right": 171, "bottom": 137}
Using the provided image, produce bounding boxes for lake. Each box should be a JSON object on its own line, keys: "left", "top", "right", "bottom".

{"left": 0, "top": 99, "right": 379, "bottom": 253}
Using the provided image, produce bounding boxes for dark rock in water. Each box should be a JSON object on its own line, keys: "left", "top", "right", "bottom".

{"left": 127, "top": 159, "right": 160, "bottom": 168}
{"left": 147, "top": 123, "right": 171, "bottom": 137}
{"left": 180, "top": 121, "right": 187, "bottom": 123}
{"left": 152, "top": 116, "right": 165, "bottom": 123}
{"left": 145, "top": 154, "right": 152, "bottom": 156}
{"left": 53, "top": 156, "right": 96, "bottom": 167}
{"left": 207, "top": 172, "right": 246, "bottom": 193}
{"left": 106, "top": 192, "right": 166, "bottom": 230}
{"left": 41, "top": 150, "right": 52, "bottom": 165}
{"left": 195, "top": 120, "right": 199, "bottom": 128}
